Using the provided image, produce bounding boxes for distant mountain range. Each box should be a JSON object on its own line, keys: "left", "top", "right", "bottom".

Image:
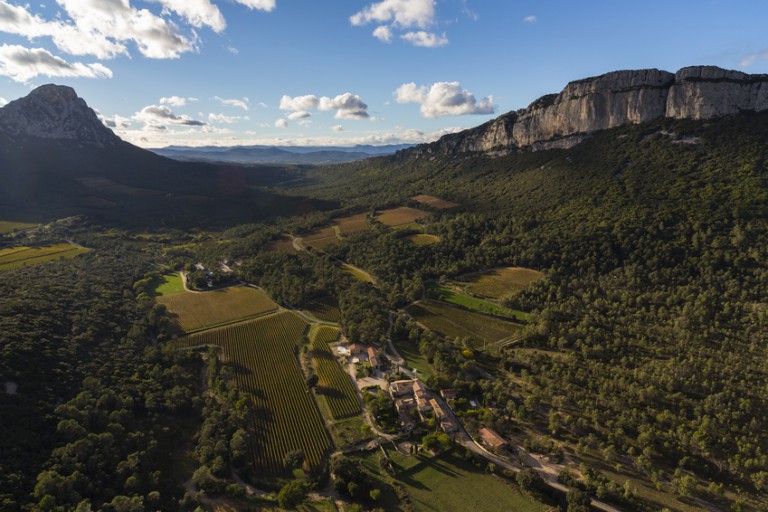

{"left": 151, "top": 143, "right": 414, "bottom": 165}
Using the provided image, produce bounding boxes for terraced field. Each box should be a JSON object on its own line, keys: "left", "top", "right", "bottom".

{"left": 173, "top": 312, "right": 332, "bottom": 474}
{"left": 310, "top": 326, "right": 360, "bottom": 419}
{"left": 406, "top": 300, "right": 521, "bottom": 345}
{"left": 0, "top": 244, "right": 89, "bottom": 270}
{"left": 158, "top": 285, "right": 278, "bottom": 332}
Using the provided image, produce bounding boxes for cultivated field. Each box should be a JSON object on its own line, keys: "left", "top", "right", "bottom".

{"left": 263, "top": 236, "right": 297, "bottom": 253}
{"left": 456, "top": 267, "right": 545, "bottom": 300}
{"left": 0, "top": 244, "right": 89, "bottom": 270}
{"left": 375, "top": 207, "right": 428, "bottom": 227}
{"left": 333, "top": 212, "right": 370, "bottom": 235}
{"left": 0, "top": 221, "right": 37, "bottom": 233}
{"left": 339, "top": 262, "right": 376, "bottom": 284}
{"left": 392, "top": 338, "right": 433, "bottom": 378}
{"left": 311, "top": 326, "right": 360, "bottom": 419}
{"left": 411, "top": 194, "right": 459, "bottom": 209}
{"left": 406, "top": 300, "right": 521, "bottom": 345}
{"left": 158, "top": 286, "right": 278, "bottom": 332}
{"left": 174, "top": 312, "right": 332, "bottom": 474}
{"left": 408, "top": 234, "right": 441, "bottom": 246}
{"left": 301, "top": 226, "right": 340, "bottom": 250}
{"left": 303, "top": 296, "right": 342, "bottom": 322}
{"left": 426, "top": 283, "right": 529, "bottom": 321}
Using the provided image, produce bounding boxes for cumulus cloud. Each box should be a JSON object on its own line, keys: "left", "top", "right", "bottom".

{"left": 274, "top": 118, "right": 288, "bottom": 128}
{"left": 208, "top": 113, "right": 249, "bottom": 124}
{"left": 0, "top": 44, "right": 112, "bottom": 82}
{"left": 280, "top": 93, "right": 369, "bottom": 120}
{"left": 0, "top": 97, "right": 7, "bottom": 107}
{"left": 160, "top": 95, "right": 197, "bottom": 107}
{"left": 99, "top": 113, "right": 133, "bottom": 130}
{"left": 134, "top": 104, "right": 207, "bottom": 128}
{"left": 235, "top": 0, "right": 276, "bottom": 11}
{"left": 153, "top": 0, "right": 226, "bottom": 32}
{"left": 372, "top": 25, "right": 392, "bottom": 43}
{"left": 394, "top": 81, "right": 495, "bottom": 118}
{"left": 215, "top": 96, "right": 250, "bottom": 110}
{"left": 350, "top": 0, "right": 435, "bottom": 28}
{"left": 400, "top": 31, "right": 447, "bottom": 48}
{"left": 331, "top": 125, "right": 344, "bottom": 132}
{"left": 523, "top": 15, "right": 538, "bottom": 24}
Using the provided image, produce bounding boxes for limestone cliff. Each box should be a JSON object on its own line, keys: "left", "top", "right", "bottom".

{"left": 411, "top": 66, "right": 768, "bottom": 156}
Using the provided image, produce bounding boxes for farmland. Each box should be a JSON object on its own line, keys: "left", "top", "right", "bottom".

{"left": 263, "top": 236, "right": 298, "bottom": 253}
{"left": 406, "top": 300, "right": 521, "bottom": 345}
{"left": 303, "top": 296, "right": 342, "bottom": 322}
{"left": 333, "top": 212, "right": 370, "bottom": 235}
{"left": 411, "top": 194, "right": 459, "bottom": 210}
{"left": 301, "top": 226, "right": 340, "bottom": 250}
{"left": 339, "top": 262, "right": 376, "bottom": 284}
{"left": 408, "top": 234, "right": 441, "bottom": 246}
{"left": 0, "top": 220, "right": 37, "bottom": 233}
{"left": 455, "top": 267, "right": 545, "bottom": 300}
{"left": 426, "top": 282, "right": 529, "bottom": 322}
{"left": 392, "top": 338, "right": 433, "bottom": 378}
{"left": 375, "top": 206, "right": 428, "bottom": 227}
{"left": 0, "top": 243, "right": 89, "bottom": 270}
{"left": 310, "top": 326, "right": 360, "bottom": 419}
{"left": 158, "top": 285, "right": 278, "bottom": 332}
{"left": 174, "top": 312, "right": 332, "bottom": 474}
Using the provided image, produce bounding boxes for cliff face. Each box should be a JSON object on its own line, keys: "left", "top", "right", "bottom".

{"left": 413, "top": 66, "right": 768, "bottom": 156}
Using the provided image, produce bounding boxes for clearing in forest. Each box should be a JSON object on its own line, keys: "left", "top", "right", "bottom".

{"left": 408, "top": 234, "right": 441, "bottom": 246}
{"left": 339, "top": 262, "right": 376, "bottom": 284}
{"left": 153, "top": 272, "right": 185, "bottom": 296}
{"left": 302, "top": 226, "right": 340, "bottom": 250}
{"left": 455, "top": 267, "right": 544, "bottom": 300}
{"left": 375, "top": 207, "right": 428, "bottom": 227}
{"left": 172, "top": 311, "right": 332, "bottom": 474}
{"left": 333, "top": 212, "right": 371, "bottom": 235}
{"left": 0, "top": 244, "right": 89, "bottom": 270}
{"left": 406, "top": 300, "right": 521, "bottom": 346}
{"left": 158, "top": 286, "right": 278, "bottom": 332}
{"left": 0, "top": 220, "right": 37, "bottom": 233}
{"left": 310, "top": 326, "right": 360, "bottom": 419}
{"left": 411, "top": 194, "right": 459, "bottom": 209}
{"left": 263, "top": 236, "right": 298, "bottom": 253}
{"left": 303, "top": 296, "right": 342, "bottom": 322}
{"left": 426, "top": 282, "right": 529, "bottom": 322}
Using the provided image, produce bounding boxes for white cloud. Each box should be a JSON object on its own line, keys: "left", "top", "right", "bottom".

{"left": 215, "top": 96, "right": 250, "bottom": 110}
{"left": 394, "top": 81, "right": 495, "bottom": 118}
{"left": 152, "top": 0, "right": 226, "bottom": 32}
{"left": 274, "top": 118, "right": 288, "bottom": 128}
{"left": 208, "top": 113, "right": 249, "bottom": 124}
{"left": 227, "top": 46, "right": 239, "bottom": 54}
{"left": 350, "top": 0, "right": 435, "bottom": 29}
{"left": 0, "top": 44, "right": 112, "bottom": 82}
{"left": 287, "top": 110, "right": 311, "bottom": 119}
{"left": 134, "top": 104, "right": 206, "bottom": 128}
{"left": 523, "top": 15, "right": 537, "bottom": 24}
{"left": 740, "top": 49, "right": 768, "bottom": 68}
{"left": 318, "top": 93, "right": 369, "bottom": 119}
{"left": 331, "top": 125, "right": 344, "bottom": 132}
{"left": 400, "top": 31, "right": 447, "bottom": 48}
{"left": 297, "top": 119, "right": 312, "bottom": 127}
{"left": 99, "top": 113, "right": 133, "bottom": 129}
{"left": 279, "top": 94, "right": 320, "bottom": 112}
{"left": 372, "top": 25, "right": 392, "bottom": 43}
{"left": 0, "top": 96, "right": 7, "bottom": 107}
{"left": 234, "top": 0, "right": 276, "bottom": 11}
{"left": 160, "top": 95, "right": 197, "bottom": 107}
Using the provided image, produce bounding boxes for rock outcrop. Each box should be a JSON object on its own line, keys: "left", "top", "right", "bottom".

{"left": 0, "top": 84, "right": 119, "bottom": 147}
{"left": 411, "top": 66, "right": 768, "bottom": 156}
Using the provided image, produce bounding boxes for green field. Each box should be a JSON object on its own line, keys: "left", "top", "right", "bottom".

{"left": 0, "top": 221, "right": 37, "bottom": 233}
{"left": 340, "top": 262, "right": 376, "bottom": 283}
{"left": 172, "top": 312, "right": 332, "bottom": 474}
{"left": 0, "top": 244, "right": 89, "bottom": 270}
{"left": 158, "top": 285, "right": 278, "bottom": 332}
{"left": 408, "top": 234, "right": 441, "bottom": 246}
{"left": 311, "top": 326, "right": 361, "bottom": 419}
{"left": 303, "top": 296, "right": 342, "bottom": 322}
{"left": 392, "top": 338, "right": 433, "bottom": 378}
{"left": 359, "top": 448, "right": 547, "bottom": 512}
{"left": 426, "top": 282, "right": 529, "bottom": 322}
{"left": 153, "top": 272, "right": 185, "bottom": 296}
{"left": 455, "top": 267, "right": 544, "bottom": 300}
{"left": 406, "top": 300, "right": 521, "bottom": 345}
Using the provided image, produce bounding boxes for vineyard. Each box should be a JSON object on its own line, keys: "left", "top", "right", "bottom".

{"left": 173, "top": 312, "right": 332, "bottom": 474}
{"left": 158, "top": 286, "right": 278, "bottom": 332}
{"left": 310, "top": 326, "right": 360, "bottom": 420}
{"left": 303, "top": 296, "right": 342, "bottom": 323}
{"left": 0, "top": 244, "right": 89, "bottom": 270}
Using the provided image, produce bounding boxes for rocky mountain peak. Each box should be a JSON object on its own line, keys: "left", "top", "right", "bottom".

{"left": 0, "top": 84, "right": 119, "bottom": 147}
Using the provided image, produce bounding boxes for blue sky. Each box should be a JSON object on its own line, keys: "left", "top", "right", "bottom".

{"left": 1, "top": 0, "right": 767, "bottom": 148}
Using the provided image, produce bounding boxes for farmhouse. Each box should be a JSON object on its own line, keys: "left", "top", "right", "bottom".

{"left": 440, "top": 388, "right": 458, "bottom": 401}
{"left": 349, "top": 343, "right": 366, "bottom": 356}
{"left": 429, "top": 398, "right": 456, "bottom": 433}
{"left": 368, "top": 346, "right": 380, "bottom": 369}
{"left": 479, "top": 428, "right": 508, "bottom": 450}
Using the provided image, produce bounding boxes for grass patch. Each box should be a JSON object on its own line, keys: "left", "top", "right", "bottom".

{"left": 153, "top": 272, "right": 185, "bottom": 297}
{"left": 406, "top": 300, "right": 521, "bottom": 346}
{"left": 411, "top": 194, "right": 459, "bottom": 209}
{"left": 0, "top": 244, "right": 89, "bottom": 270}
{"left": 158, "top": 286, "right": 278, "bottom": 332}
{"left": 0, "top": 221, "right": 38, "bottom": 233}
{"left": 340, "top": 262, "right": 376, "bottom": 284}
{"left": 426, "top": 282, "right": 529, "bottom": 322}
{"left": 376, "top": 207, "right": 429, "bottom": 227}
{"left": 408, "top": 234, "right": 441, "bottom": 246}
{"left": 327, "top": 415, "right": 373, "bottom": 450}
{"left": 455, "top": 267, "right": 544, "bottom": 300}
{"left": 392, "top": 338, "right": 433, "bottom": 378}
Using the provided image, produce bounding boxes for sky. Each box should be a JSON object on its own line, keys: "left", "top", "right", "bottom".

{"left": 1, "top": 0, "right": 768, "bottom": 148}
